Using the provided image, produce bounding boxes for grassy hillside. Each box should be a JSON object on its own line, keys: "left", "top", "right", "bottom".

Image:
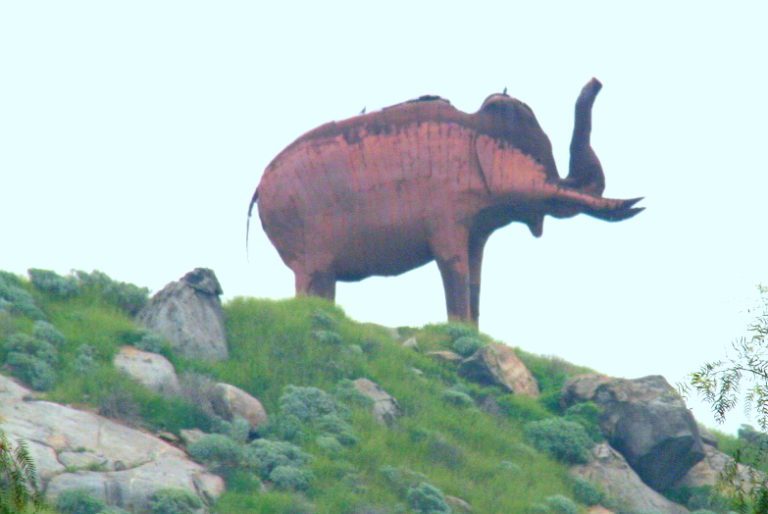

{"left": 0, "top": 269, "right": 637, "bottom": 513}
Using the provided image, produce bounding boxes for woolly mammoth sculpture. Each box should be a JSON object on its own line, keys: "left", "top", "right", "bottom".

{"left": 249, "top": 78, "right": 642, "bottom": 324}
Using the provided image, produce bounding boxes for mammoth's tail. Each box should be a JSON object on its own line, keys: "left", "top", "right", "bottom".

{"left": 246, "top": 188, "right": 259, "bottom": 259}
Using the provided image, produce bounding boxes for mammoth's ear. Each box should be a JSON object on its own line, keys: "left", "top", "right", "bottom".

{"left": 472, "top": 134, "right": 498, "bottom": 194}
{"left": 473, "top": 135, "right": 549, "bottom": 195}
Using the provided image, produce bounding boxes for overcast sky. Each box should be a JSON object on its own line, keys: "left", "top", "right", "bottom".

{"left": 2, "top": 2, "right": 767, "bottom": 433}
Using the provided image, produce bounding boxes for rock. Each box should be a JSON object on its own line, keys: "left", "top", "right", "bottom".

{"left": 137, "top": 268, "right": 228, "bottom": 361}
{"left": 697, "top": 423, "right": 719, "bottom": 448}
{"left": 427, "top": 350, "right": 463, "bottom": 363}
{"left": 586, "top": 507, "right": 615, "bottom": 514}
{"left": 113, "top": 346, "right": 180, "bottom": 395}
{"left": 180, "top": 428, "right": 206, "bottom": 446}
{"left": 446, "top": 495, "right": 472, "bottom": 512}
{"left": 571, "top": 442, "right": 689, "bottom": 514}
{"left": 402, "top": 337, "right": 419, "bottom": 350}
{"left": 352, "top": 378, "right": 402, "bottom": 426}
{"left": 458, "top": 343, "right": 539, "bottom": 397}
{"left": 157, "top": 431, "right": 179, "bottom": 444}
{"left": 562, "top": 374, "right": 705, "bottom": 491}
{"left": 0, "top": 373, "right": 223, "bottom": 510}
{"left": 211, "top": 382, "right": 268, "bottom": 430}
{"left": 675, "top": 442, "right": 763, "bottom": 493}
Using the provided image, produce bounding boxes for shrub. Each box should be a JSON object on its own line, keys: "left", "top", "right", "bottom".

{"left": 311, "top": 309, "right": 337, "bottom": 329}
{"left": 564, "top": 402, "right": 604, "bottom": 442}
{"left": 316, "top": 434, "right": 344, "bottom": 455}
{"left": 528, "top": 495, "right": 578, "bottom": 514}
{"left": 452, "top": 336, "right": 483, "bottom": 357}
{"left": 177, "top": 372, "right": 220, "bottom": 421}
{"left": 0, "top": 276, "right": 45, "bottom": 320}
{"left": 73, "top": 270, "right": 149, "bottom": 315}
{"left": 97, "top": 388, "right": 140, "bottom": 422}
{"left": 73, "top": 344, "right": 97, "bottom": 374}
{"left": 570, "top": 476, "right": 604, "bottom": 506}
{"left": 32, "top": 320, "right": 65, "bottom": 346}
{"left": 55, "top": 488, "right": 106, "bottom": 514}
{"left": 406, "top": 482, "right": 450, "bottom": 514}
{"left": 334, "top": 379, "right": 374, "bottom": 409}
{"left": 249, "top": 439, "right": 310, "bottom": 479}
{"left": 3, "top": 333, "right": 57, "bottom": 365}
{"left": 524, "top": 418, "right": 594, "bottom": 464}
{"left": 100, "top": 508, "right": 131, "bottom": 514}
{"left": 315, "top": 414, "right": 357, "bottom": 446}
{"left": 279, "top": 385, "right": 347, "bottom": 422}
{"left": 27, "top": 269, "right": 79, "bottom": 298}
{"left": 427, "top": 433, "right": 465, "bottom": 469}
{"left": 147, "top": 488, "right": 202, "bottom": 514}
{"left": 187, "top": 434, "right": 247, "bottom": 472}
{"left": 442, "top": 387, "right": 474, "bottom": 407}
{"left": 312, "top": 329, "right": 343, "bottom": 345}
{"left": 269, "top": 465, "right": 313, "bottom": 491}
{"left": 134, "top": 332, "right": 167, "bottom": 353}
{"left": 497, "top": 395, "right": 549, "bottom": 422}
{"left": 440, "top": 323, "right": 476, "bottom": 340}
{"left": 5, "top": 352, "right": 57, "bottom": 390}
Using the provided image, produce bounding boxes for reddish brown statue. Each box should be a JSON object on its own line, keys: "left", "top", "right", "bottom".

{"left": 250, "top": 79, "right": 642, "bottom": 324}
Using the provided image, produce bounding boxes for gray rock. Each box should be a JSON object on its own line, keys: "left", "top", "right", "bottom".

{"left": 0, "top": 373, "right": 223, "bottom": 510}
{"left": 352, "top": 378, "right": 401, "bottom": 426}
{"left": 571, "top": 442, "right": 689, "bottom": 514}
{"left": 458, "top": 343, "right": 539, "bottom": 397}
{"left": 446, "top": 495, "right": 472, "bottom": 512}
{"left": 180, "top": 428, "right": 206, "bottom": 447}
{"left": 675, "top": 442, "right": 763, "bottom": 493}
{"left": 211, "top": 382, "right": 268, "bottom": 430}
{"left": 137, "top": 268, "right": 228, "bottom": 361}
{"left": 113, "top": 346, "right": 180, "bottom": 395}
{"left": 562, "top": 374, "right": 705, "bottom": 491}
{"left": 426, "top": 350, "right": 463, "bottom": 363}
{"left": 402, "top": 337, "right": 419, "bottom": 350}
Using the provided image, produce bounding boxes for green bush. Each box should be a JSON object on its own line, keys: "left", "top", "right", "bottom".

{"left": 134, "top": 332, "right": 167, "bottom": 353}
{"left": 316, "top": 434, "right": 344, "bottom": 456}
{"left": 406, "top": 482, "right": 450, "bottom": 514}
{"left": 100, "top": 507, "right": 131, "bottom": 514}
{"left": 528, "top": 494, "right": 578, "bottom": 514}
{"left": 452, "top": 336, "right": 483, "bottom": 357}
{"left": 279, "top": 385, "right": 347, "bottom": 422}
{"left": 249, "top": 439, "right": 310, "bottom": 479}
{"left": 147, "top": 488, "right": 202, "bottom": 514}
{"left": 440, "top": 323, "right": 476, "bottom": 340}
{"left": 311, "top": 309, "right": 337, "bottom": 329}
{"left": 570, "top": 476, "right": 604, "bottom": 506}
{"left": 74, "top": 270, "right": 149, "bottom": 315}
{"left": 73, "top": 344, "right": 97, "bottom": 374}
{"left": 269, "top": 465, "right": 313, "bottom": 491}
{"left": 0, "top": 276, "right": 44, "bottom": 320}
{"left": 32, "top": 320, "right": 66, "bottom": 346}
{"left": 564, "top": 402, "right": 604, "bottom": 442}
{"left": 497, "top": 395, "right": 549, "bottom": 422}
{"left": 28, "top": 269, "right": 79, "bottom": 298}
{"left": 97, "top": 387, "right": 140, "bottom": 422}
{"left": 187, "top": 434, "right": 248, "bottom": 472}
{"left": 3, "top": 333, "right": 58, "bottom": 390}
{"left": 55, "top": 488, "right": 106, "bottom": 514}
{"left": 334, "top": 379, "right": 374, "bottom": 409}
{"left": 524, "top": 418, "right": 594, "bottom": 464}
{"left": 442, "top": 388, "right": 474, "bottom": 407}
{"left": 312, "top": 329, "right": 343, "bottom": 345}
{"left": 427, "top": 433, "right": 465, "bottom": 470}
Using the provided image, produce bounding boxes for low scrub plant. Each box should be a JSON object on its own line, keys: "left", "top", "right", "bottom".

{"left": 268, "top": 465, "right": 313, "bottom": 491}
{"left": 451, "top": 335, "right": 483, "bottom": 357}
{"left": 569, "top": 476, "right": 604, "bottom": 506}
{"left": 563, "top": 402, "right": 604, "bottom": 442}
{"left": 27, "top": 269, "right": 79, "bottom": 298}
{"left": 0, "top": 429, "right": 42, "bottom": 514}
{"left": 134, "top": 332, "right": 167, "bottom": 354}
{"left": 0, "top": 275, "right": 44, "bottom": 320}
{"left": 73, "top": 270, "right": 149, "bottom": 315}
{"left": 187, "top": 434, "right": 250, "bottom": 473}
{"left": 32, "top": 320, "right": 66, "bottom": 346}
{"left": 524, "top": 418, "right": 594, "bottom": 464}
{"left": 2, "top": 333, "right": 58, "bottom": 390}
{"left": 147, "top": 488, "right": 202, "bottom": 514}
{"left": 527, "top": 494, "right": 579, "bottom": 514}
{"left": 406, "top": 482, "right": 451, "bottom": 514}
{"left": 55, "top": 488, "right": 105, "bottom": 514}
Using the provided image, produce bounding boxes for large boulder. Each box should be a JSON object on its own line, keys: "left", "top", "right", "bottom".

{"left": 675, "top": 442, "right": 763, "bottom": 493}
{"left": 562, "top": 374, "right": 705, "bottom": 491}
{"left": 458, "top": 343, "right": 539, "bottom": 397}
{"left": 571, "top": 442, "right": 689, "bottom": 514}
{"left": 113, "top": 346, "right": 180, "bottom": 395}
{"left": 137, "top": 268, "right": 228, "bottom": 361}
{"left": 352, "top": 378, "right": 402, "bottom": 426}
{"left": 0, "top": 373, "right": 224, "bottom": 510}
{"left": 211, "top": 382, "right": 268, "bottom": 430}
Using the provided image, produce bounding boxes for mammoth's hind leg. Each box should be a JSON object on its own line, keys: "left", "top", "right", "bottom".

{"left": 294, "top": 269, "right": 336, "bottom": 301}
{"left": 431, "top": 228, "right": 471, "bottom": 323}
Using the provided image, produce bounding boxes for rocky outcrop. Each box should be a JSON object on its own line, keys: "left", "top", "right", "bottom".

{"left": 458, "top": 343, "right": 539, "bottom": 397}
{"left": 675, "top": 442, "right": 763, "bottom": 493}
{"left": 571, "top": 442, "right": 689, "bottom": 514}
{"left": 352, "top": 378, "right": 402, "bottom": 426}
{"left": 113, "top": 346, "right": 180, "bottom": 395}
{"left": 211, "top": 382, "right": 268, "bottom": 430}
{"left": 427, "top": 350, "right": 463, "bottom": 363}
{"left": 562, "top": 374, "right": 705, "bottom": 491}
{"left": 0, "top": 373, "right": 223, "bottom": 511}
{"left": 137, "top": 268, "right": 228, "bottom": 361}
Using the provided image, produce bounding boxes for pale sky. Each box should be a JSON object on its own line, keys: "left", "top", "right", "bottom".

{"left": 2, "top": 2, "right": 767, "bottom": 433}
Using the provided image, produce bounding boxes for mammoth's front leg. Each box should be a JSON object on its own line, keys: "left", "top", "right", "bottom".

{"left": 468, "top": 233, "right": 490, "bottom": 326}
{"left": 431, "top": 227, "right": 471, "bottom": 322}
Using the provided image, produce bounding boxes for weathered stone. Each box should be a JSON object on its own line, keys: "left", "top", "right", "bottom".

{"left": 113, "top": 346, "right": 180, "bottom": 395}
{"left": 586, "top": 506, "right": 615, "bottom": 514}
{"left": 352, "top": 378, "right": 401, "bottom": 426}
{"left": 446, "top": 495, "right": 472, "bottom": 512}
{"left": 427, "top": 350, "right": 463, "bottom": 363}
{"left": 402, "top": 337, "right": 419, "bottom": 350}
{"left": 212, "top": 382, "right": 268, "bottom": 430}
{"left": 137, "top": 268, "right": 228, "bottom": 361}
{"left": 562, "top": 374, "right": 705, "bottom": 491}
{"left": 675, "top": 442, "right": 763, "bottom": 493}
{"left": 571, "top": 442, "right": 689, "bottom": 514}
{"left": 0, "top": 373, "right": 223, "bottom": 510}
{"left": 458, "top": 343, "right": 539, "bottom": 397}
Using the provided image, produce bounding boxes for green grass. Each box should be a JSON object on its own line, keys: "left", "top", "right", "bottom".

{"left": 1, "top": 270, "right": 604, "bottom": 513}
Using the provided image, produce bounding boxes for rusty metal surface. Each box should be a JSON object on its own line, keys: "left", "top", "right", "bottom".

{"left": 250, "top": 78, "right": 642, "bottom": 324}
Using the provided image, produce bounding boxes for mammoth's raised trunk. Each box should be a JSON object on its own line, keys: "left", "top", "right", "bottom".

{"left": 566, "top": 78, "right": 606, "bottom": 196}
